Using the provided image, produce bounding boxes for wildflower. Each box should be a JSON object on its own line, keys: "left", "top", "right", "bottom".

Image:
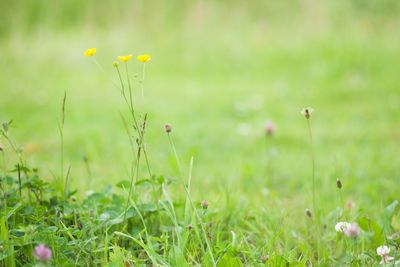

{"left": 336, "top": 178, "right": 342, "bottom": 189}
{"left": 137, "top": 54, "right": 151, "bottom": 63}
{"left": 165, "top": 123, "right": 172, "bottom": 133}
{"left": 187, "top": 224, "right": 193, "bottom": 230}
{"left": 335, "top": 222, "right": 351, "bottom": 233}
{"left": 84, "top": 48, "right": 96, "bottom": 57}
{"left": 118, "top": 55, "right": 132, "bottom": 62}
{"left": 377, "top": 245, "right": 393, "bottom": 264}
{"left": 113, "top": 61, "right": 119, "bottom": 67}
{"left": 346, "top": 200, "right": 355, "bottom": 209}
{"left": 33, "top": 244, "right": 52, "bottom": 262}
{"left": 306, "top": 209, "right": 312, "bottom": 218}
{"left": 344, "top": 222, "right": 360, "bottom": 238}
{"left": 301, "top": 107, "right": 314, "bottom": 119}
{"left": 201, "top": 200, "right": 209, "bottom": 209}
{"left": 265, "top": 121, "right": 276, "bottom": 136}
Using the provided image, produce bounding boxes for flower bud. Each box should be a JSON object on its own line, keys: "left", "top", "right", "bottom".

{"left": 113, "top": 61, "right": 119, "bottom": 67}
{"left": 71, "top": 195, "right": 76, "bottom": 202}
{"left": 165, "top": 123, "right": 172, "bottom": 133}
{"left": 187, "top": 224, "right": 193, "bottom": 230}
{"left": 2, "top": 122, "right": 8, "bottom": 132}
{"left": 306, "top": 209, "right": 312, "bottom": 217}
{"left": 201, "top": 200, "right": 209, "bottom": 209}
{"left": 346, "top": 200, "right": 355, "bottom": 209}
{"left": 336, "top": 178, "right": 342, "bottom": 189}
{"left": 265, "top": 121, "right": 276, "bottom": 136}
{"left": 301, "top": 108, "right": 313, "bottom": 119}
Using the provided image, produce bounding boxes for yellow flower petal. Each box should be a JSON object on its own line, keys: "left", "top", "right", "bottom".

{"left": 118, "top": 55, "right": 132, "bottom": 62}
{"left": 137, "top": 54, "right": 151, "bottom": 63}
{"left": 84, "top": 48, "right": 96, "bottom": 57}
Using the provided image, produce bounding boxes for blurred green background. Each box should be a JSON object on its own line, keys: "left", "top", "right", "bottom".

{"left": 1, "top": 0, "right": 400, "bottom": 217}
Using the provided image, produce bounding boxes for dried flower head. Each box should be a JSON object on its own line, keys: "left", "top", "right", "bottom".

{"left": 336, "top": 178, "right": 342, "bottom": 189}
{"left": 377, "top": 245, "right": 393, "bottom": 264}
{"left": 335, "top": 222, "right": 351, "bottom": 233}
{"left": 165, "top": 123, "right": 172, "bottom": 133}
{"left": 344, "top": 222, "right": 360, "bottom": 238}
{"left": 137, "top": 54, "right": 151, "bottom": 63}
{"left": 301, "top": 107, "right": 314, "bottom": 119}
{"left": 201, "top": 200, "right": 209, "bottom": 209}
{"left": 118, "top": 55, "right": 132, "bottom": 62}
{"left": 306, "top": 209, "right": 312, "bottom": 217}
{"left": 33, "top": 244, "right": 52, "bottom": 262}
{"left": 84, "top": 48, "right": 96, "bottom": 57}
{"left": 265, "top": 121, "right": 276, "bottom": 136}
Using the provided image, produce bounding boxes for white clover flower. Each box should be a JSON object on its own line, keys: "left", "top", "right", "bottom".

{"left": 377, "top": 245, "right": 393, "bottom": 264}
{"left": 344, "top": 222, "right": 360, "bottom": 238}
{"left": 335, "top": 222, "right": 351, "bottom": 233}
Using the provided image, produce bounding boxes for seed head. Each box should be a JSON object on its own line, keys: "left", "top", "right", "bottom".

{"left": 201, "top": 200, "right": 209, "bottom": 209}
{"left": 306, "top": 209, "right": 312, "bottom": 217}
{"left": 336, "top": 178, "right": 342, "bottom": 189}
{"left": 301, "top": 107, "right": 314, "bottom": 119}
{"left": 165, "top": 123, "right": 172, "bottom": 133}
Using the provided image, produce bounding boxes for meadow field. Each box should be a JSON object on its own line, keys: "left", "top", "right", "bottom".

{"left": 1, "top": 0, "right": 400, "bottom": 266}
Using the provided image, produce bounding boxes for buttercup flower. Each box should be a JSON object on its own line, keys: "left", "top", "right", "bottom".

{"left": 335, "top": 222, "right": 351, "bottom": 233}
{"left": 301, "top": 107, "right": 314, "bottom": 119}
{"left": 118, "top": 55, "right": 132, "bottom": 62}
{"left": 33, "top": 244, "right": 52, "bottom": 262}
{"left": 84, "top": 48, "right": 96, "bottom": 57}
{"left": 377, "top": 245, "right": 393, "bottom": 264}
{"left": 137, "top": 54, "right": 151, "bottom": 63}
{"left": 344, "top": 222, "right": 360, "bottom": 238}
{"left": 265, "top": 121, "right": 276, "bottom": 135}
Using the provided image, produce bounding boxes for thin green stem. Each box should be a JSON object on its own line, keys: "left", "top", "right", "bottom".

{"left": 307, "top": 119, "right": 316, "bottom": 217}
{"left": 167, "top": 135, "right": 216, "bottom": 266}
{"left": 141, "top": 63, "right": 146, "bottom": 98}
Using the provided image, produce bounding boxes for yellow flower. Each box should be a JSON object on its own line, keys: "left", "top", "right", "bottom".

{"left": 84, "top": 48, "right": 96, "bottom": 57}
{"left": 137, "top": 54, "right": 151, "bottom": 63}
{"left": 118, "top": 55, "right": 132, "bottom": 62}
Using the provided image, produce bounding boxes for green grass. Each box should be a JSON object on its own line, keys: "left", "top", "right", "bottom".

{"left": 1, "top": 0, "right": 400, "bottom": 265}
